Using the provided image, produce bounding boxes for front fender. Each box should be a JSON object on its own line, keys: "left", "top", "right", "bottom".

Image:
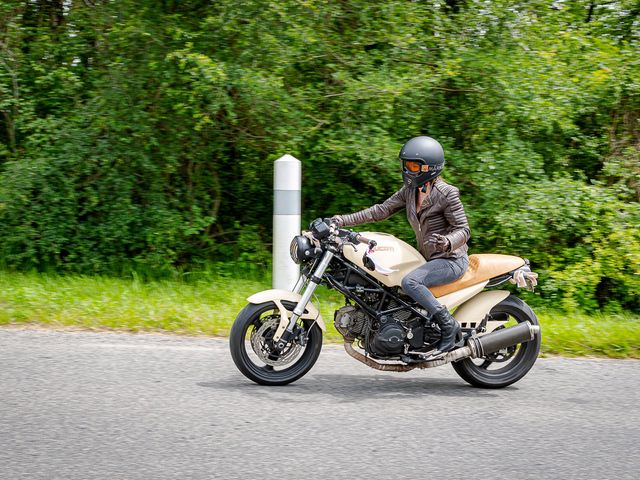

{"left": 454, "top": 290, "right": 510, "bottom": 334}
{"left": 246, "top": 289, "right": 326, "bottom": 333}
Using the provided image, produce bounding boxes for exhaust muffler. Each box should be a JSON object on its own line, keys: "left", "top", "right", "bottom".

{"left": 467, "top": 321, "right": 540, "bottom": 358}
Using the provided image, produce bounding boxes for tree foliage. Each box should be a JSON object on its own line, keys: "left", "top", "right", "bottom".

{"left": 0, "top": 0, "right": 638, "bottom": 311}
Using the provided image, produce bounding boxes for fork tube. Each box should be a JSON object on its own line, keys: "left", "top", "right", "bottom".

{"left": 291, "top": 250, "right": 333, "bottom": 319}
{"left": 275, "top": 250, "right": 334, "bottom": 346}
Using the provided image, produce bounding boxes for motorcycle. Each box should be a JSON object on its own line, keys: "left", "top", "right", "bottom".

{"left": 229, "top": 218, "right": 541, "bottom": 388}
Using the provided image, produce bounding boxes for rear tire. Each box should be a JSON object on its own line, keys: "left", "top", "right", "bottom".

{"left": 452, "top": 295, "right": 541, "bottom": 388}
{"left": 229, "top": 301, "right": 323, "bottom": 386}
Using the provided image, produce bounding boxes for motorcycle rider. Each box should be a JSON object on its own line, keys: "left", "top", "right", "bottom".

{"left": 331, "top": 136, "right": 470, "bottom": 355}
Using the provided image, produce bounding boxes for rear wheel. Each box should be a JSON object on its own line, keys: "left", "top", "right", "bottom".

{"left": 452, "top": 295, "right": 541, "bottom": 388}
{"left": 229, "top": 301, "right": 323, "bottom": 386}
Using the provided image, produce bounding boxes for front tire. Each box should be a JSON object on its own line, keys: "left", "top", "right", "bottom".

{"left": 229, "top": 301, "right": 323, "bottom": 386}
{"left": 452, "top": 295, "right": 541, "bottom": 388}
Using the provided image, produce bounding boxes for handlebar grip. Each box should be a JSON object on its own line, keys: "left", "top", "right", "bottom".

{"left": 356, "top": 234, "right": 377, "bottom": 249}
{"left": 339, "top": 230, "right": 377, "bottom": 249}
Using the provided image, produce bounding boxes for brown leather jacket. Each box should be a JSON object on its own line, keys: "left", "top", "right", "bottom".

{"left": 337, "top": 178, "right": 470, "bottom": 261}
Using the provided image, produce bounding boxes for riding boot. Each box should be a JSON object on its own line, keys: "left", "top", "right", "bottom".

{"left": 432, "top": 307, "right": 461, "bottom": 353}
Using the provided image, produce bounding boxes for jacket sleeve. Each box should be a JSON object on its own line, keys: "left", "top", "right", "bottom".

{"left": 337, "top": 188, "right": 406, "bottom": 227}
{"left": 443, "top": 187, "right": 470, "bottom": 251}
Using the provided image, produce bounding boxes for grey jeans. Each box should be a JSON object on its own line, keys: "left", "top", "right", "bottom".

{"left": 400, "top": 255, "right": 469, "bottom": 316}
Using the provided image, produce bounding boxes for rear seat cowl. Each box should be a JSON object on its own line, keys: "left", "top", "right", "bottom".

{"left": 431, "top": 254, "right": 525, "bottom": 297}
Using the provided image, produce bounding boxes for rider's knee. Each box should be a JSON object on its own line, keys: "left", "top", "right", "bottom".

{"left": 401, "top": 272, "right": 419, "bottom": 292}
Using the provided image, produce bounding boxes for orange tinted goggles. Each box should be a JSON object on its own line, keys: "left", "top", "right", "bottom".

{"left": 403, "top": 160, "right": 426, "bottom": 173}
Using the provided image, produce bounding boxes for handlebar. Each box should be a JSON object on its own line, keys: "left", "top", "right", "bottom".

{"left": 310, "top": 218, "right": 377, "bottom": 250}
{"left": 356, "top": 233, "right": 376, "bottom": 247}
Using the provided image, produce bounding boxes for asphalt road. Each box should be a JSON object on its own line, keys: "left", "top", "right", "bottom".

{"left": 1, "top": 328, "right": 638, "bottom": 480}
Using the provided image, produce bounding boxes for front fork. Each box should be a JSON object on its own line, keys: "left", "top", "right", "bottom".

{"left": 273, "top": 250, "right": 335, "bottom": 350}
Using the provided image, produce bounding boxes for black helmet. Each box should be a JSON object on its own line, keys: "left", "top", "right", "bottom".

{"left": 399, "top": 136, "right": 445, "bottom": 188}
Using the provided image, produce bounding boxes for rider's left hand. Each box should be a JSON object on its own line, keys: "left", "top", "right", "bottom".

{"left": 428, "top": 233, "right": 451, "bottom": 252}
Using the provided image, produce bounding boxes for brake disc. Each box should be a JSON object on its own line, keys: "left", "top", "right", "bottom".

{"left": 250, "top": 317, "right": 303, "bottom": 367}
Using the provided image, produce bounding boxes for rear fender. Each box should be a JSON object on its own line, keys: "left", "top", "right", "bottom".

{"left": 454, "top": 290, "right": 510, "bottom": 334}
{"left": 246, "top": 290, "right": 326, "bottom": 339}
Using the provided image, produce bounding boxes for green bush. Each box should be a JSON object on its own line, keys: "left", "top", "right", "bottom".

{"left": 0, "top": 0, "right": 638, "bottom": 312}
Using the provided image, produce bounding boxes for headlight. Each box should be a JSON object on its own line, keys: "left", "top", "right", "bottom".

{"left": 289, "top": 235, "right": 318, "bottom": 264}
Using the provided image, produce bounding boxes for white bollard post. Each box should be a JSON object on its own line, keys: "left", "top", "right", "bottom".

{"left": 273, "top": 154, "right": 301, "bottom": 290}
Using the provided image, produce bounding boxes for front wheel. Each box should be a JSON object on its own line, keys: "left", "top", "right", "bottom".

{"left": 452, "top": 295, "right": 541, "bottom": 388}
{"left": 229, "top": 301, "right": 323, "bottom": 386}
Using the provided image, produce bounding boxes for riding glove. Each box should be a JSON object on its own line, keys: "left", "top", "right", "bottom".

{"left": 428, "top": 233, "right": 451, "bottom": 253}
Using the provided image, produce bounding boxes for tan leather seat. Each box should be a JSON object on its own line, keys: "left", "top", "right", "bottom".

{"left": 431, "top": 254, "right": 525, "bottom": 298}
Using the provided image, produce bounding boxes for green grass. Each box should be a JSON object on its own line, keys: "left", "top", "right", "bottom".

{"left": 0, "top": 271, "right": 638, "bottom": 358}
{"left": 0, "top": 271, "right": 264, "bottom": 336}
{"left": 0, "top": 270, "right": 346, "bottom": 340}
{"left": 537, "top": 309, "right": 640, "bottom": 359}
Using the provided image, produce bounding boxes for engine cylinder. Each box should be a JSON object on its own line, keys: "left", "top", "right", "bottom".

{"left": 334, "top": 305, "right": 368, "bottom": 341}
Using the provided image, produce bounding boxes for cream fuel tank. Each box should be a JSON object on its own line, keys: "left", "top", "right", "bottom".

{"left": 342, "top": 232, "right": 425, "bottom": 288}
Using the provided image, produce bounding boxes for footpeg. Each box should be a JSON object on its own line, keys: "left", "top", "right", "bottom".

{"left": 405, "top": 349, "right": 441, "bottom": 361}
{"left": 426, "top": 351, "right": 446, "bottom": 360}
{"left": 408, "top": 349, "right": 446, "bottom": 361}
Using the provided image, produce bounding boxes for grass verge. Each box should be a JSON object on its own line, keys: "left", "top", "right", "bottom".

{"left": 0, "top": 271, "right": 638, "bottom": 358}
{"left": 537, "top": 309, "right": 639, "bottom": 359}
